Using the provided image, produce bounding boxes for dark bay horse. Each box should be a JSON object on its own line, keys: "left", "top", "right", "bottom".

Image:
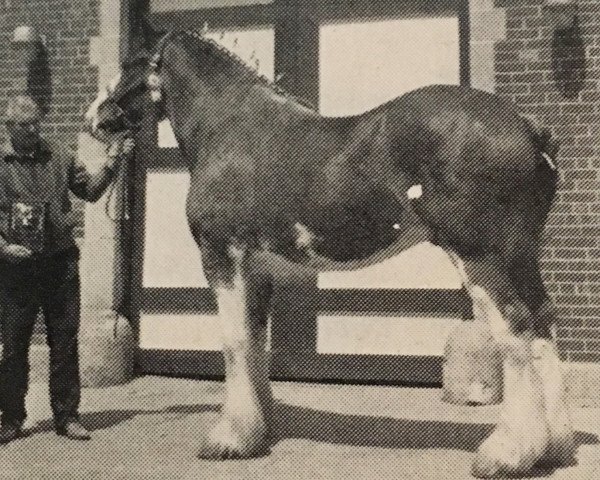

{"left": 85, "top": 23, "right": 575, "bottom": 478}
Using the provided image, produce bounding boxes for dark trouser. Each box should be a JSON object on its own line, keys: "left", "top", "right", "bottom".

{"left": 0, "top": 248, "right": 81, "bottom": 429}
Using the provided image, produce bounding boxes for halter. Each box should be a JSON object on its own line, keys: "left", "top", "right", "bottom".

{"left": 104, "top": 31, "right": 174, "bottom": 111}
{"left": 146, "top": 32, "right": 175, "bottom": 102}
{"left": 108, "top": 29, "right": 315, "bottom": 117}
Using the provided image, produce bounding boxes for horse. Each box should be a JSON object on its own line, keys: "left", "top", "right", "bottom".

{"left": 84, "top": 21, "right": 575, "bottom": 478}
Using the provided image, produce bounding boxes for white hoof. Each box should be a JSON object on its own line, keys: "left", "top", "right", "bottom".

{"left": 531, "top": 338, "right": 576, "bottom": 468}
{"left": 198, "top": 415, "right": 270, "bottom": 460}
{"left": 472, "top": 425, "right": 548, "bottom": 478}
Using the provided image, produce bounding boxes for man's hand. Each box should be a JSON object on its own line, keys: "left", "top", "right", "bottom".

{"left": 106, "top": 137, "right": 135, "bottom": 160}
{"left": 120, "top": 138, "right": 135, "bottom": 157}
{"left": 1, "top": 244, "right": 33, "bottom": 263}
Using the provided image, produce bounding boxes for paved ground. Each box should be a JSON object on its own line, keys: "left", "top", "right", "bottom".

{"left": 1, "top": 373, "right": 599, "bottom": 480}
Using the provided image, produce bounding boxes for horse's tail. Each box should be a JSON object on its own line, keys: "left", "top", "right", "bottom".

{"left": 498, "top": 116, "right": 559, "bottom": 270}
{"left": 523, "top": 115, "right": 559, "bottom": 164}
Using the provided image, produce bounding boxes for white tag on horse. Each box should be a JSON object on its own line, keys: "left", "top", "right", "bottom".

{"left": 542, "top": 152, "right": 557, "bottom": 171}
{"left": 150, "top": 90, "right": 162, "bottom": 102}
{"left": 407, "top": 184, "right": 423, "bottom": 200}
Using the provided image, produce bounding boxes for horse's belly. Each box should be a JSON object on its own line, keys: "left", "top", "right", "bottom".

{"left": 295, "top": 122, "right": 428, "bottom": 263}
{"left": 296, "top": 220, "right": 431, "bottom": 272}
{"left": 299, "top": 186, "right": 430, "bottom": 265}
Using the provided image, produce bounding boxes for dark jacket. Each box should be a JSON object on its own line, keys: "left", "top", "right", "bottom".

{"left": 0, "top": 138, "right": 116, "bottom": 256}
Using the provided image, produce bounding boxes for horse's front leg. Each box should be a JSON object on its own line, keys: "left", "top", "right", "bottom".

{"left": 448, "top": 252, "right": 550, "bottom": 478}
{"left": 198, "top": 245, "right": 273, "bottom": 459}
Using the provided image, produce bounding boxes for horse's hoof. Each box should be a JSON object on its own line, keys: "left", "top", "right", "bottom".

{"left": 197, "top": 417, "right": 270, "bottom": 460}
{"left": 471, "top": 427, "right": 546, "bottom": 478}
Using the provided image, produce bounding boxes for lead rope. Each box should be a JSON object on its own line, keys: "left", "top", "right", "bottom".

{"left": 103, "top": 137, "right": 133, "bottom": 223}
{"left": 101, "top": 140, "right": 133, "bottom": 339}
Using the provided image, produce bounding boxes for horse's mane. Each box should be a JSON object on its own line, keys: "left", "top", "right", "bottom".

{"left": 173, "top": 30, "right": 315, "bottom": 110}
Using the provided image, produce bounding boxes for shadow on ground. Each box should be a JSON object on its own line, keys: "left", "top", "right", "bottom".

{"left": 29, "top": 401, "right": 599, "bottom": 454}
{"left": 31, "top": 404, "right": 219, "bottom": 433}
{"left": 274, "top": 404, "right": 598, "bottom": 452}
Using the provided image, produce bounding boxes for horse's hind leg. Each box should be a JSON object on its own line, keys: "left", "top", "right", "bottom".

{"left": 447, "top": 251, "right": 549, "bottom": 478}
{"left": 508, "top": 254, "right": 575, "bottom": 468}
{"left": 197, "top": 245, "right": 273, "bottom": 459}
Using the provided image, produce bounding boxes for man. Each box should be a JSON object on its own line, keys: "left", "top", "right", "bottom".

{"left": 0, "top": 95, "right": 133, "bottom": 444}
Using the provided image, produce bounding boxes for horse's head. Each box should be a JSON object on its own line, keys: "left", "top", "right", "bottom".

{"left": 86, "top": 19, "right": 306, "bottom": 146}
{"left": 85, "top": 18, "right": 165, "bottom": 141}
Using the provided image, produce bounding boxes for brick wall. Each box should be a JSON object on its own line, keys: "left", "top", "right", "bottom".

{"left": 0, "top": 0, "right": 101, "bottom": 237}
{"left": 491, "top": 0, "right": 600, "bottom": 362}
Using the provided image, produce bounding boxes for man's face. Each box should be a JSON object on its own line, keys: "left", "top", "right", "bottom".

{"left": 6, "top": 117, "right": 41, "bottom": 153}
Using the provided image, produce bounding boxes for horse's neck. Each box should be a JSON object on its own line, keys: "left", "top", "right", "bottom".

{"left": 164, "top": 80, "right": 247, "bottom": 136}
{"left": 161, "top": 45, "right": 317, "bottom": 167}
{"left": 162, "top": 80, "right": 262, "bottom": 175}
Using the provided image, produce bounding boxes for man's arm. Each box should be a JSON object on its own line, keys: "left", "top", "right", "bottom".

{"left": 69, "top": 139, "right": 134, "bottom": 202}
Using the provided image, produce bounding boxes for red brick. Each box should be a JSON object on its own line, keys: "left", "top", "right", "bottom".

{"left": 572, "top": 328, "right": 600, "bottom": 342}
{"left": 561, "top": 104, "right": 597, "bottom": 115}
{"left": 585, "top": 340, "right": 600, "bottom": 351}
{"left": 505, "top": 6, "right": 542, "bottom": 19}
{"left": 558, "top": 339, "right": 585, "bottom": 352}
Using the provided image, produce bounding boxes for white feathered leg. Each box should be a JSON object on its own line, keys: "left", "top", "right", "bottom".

{"left": 449, "top": 253, "right": 550, "bottom": 478}
{"left": 198, "top": 248, "right": 270, "bottom": 459}
{"left": 532, "top": 335, "right": 575, "bottom": 468}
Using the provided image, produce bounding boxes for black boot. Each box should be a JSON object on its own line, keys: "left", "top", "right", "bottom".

{"left": 56, "top": 420, "right": 91, "bottom": 440}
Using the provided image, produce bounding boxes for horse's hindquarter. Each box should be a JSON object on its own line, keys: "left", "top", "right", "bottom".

{"left": 300, "top": 85, "right": 557, "bottom": 261}
{"left": 381, "top": 85, "right": 557, "bottom": 254}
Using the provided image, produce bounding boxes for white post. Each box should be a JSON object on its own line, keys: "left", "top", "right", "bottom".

{"left": 78, "top": 0, "right": 135, "bottom": 387}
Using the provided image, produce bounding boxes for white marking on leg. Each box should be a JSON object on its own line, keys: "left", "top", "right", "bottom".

{"left": 532, "top": 338, "right": 575, "bottom": 467}
{"left": 476, "top": 343, "right": 549, "bottom": 476}
{"left": 217, "top": 271, "right": 257, "bottom": 415}
{"left": 294, "top": 223, "right": 318, "bottom": 258}
{"left": 201, "top": 256, "right": 269, "bottom": 458}
{"left": 448, "top": 253, "right": 510, "bottom": 339}
{"left": 449, "top": 252, "right": 549, "bottom": 477}
{"left": 217, "top": 272, "right": 264, "bottom": 421}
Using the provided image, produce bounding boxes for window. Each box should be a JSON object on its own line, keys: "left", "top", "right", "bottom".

{"left": 319, "top": 16, "right": 460, "bottom": 117}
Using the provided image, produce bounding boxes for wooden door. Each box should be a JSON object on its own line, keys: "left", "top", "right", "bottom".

{"left": 135, "top": 0, "right": 472, "bottom": 384}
